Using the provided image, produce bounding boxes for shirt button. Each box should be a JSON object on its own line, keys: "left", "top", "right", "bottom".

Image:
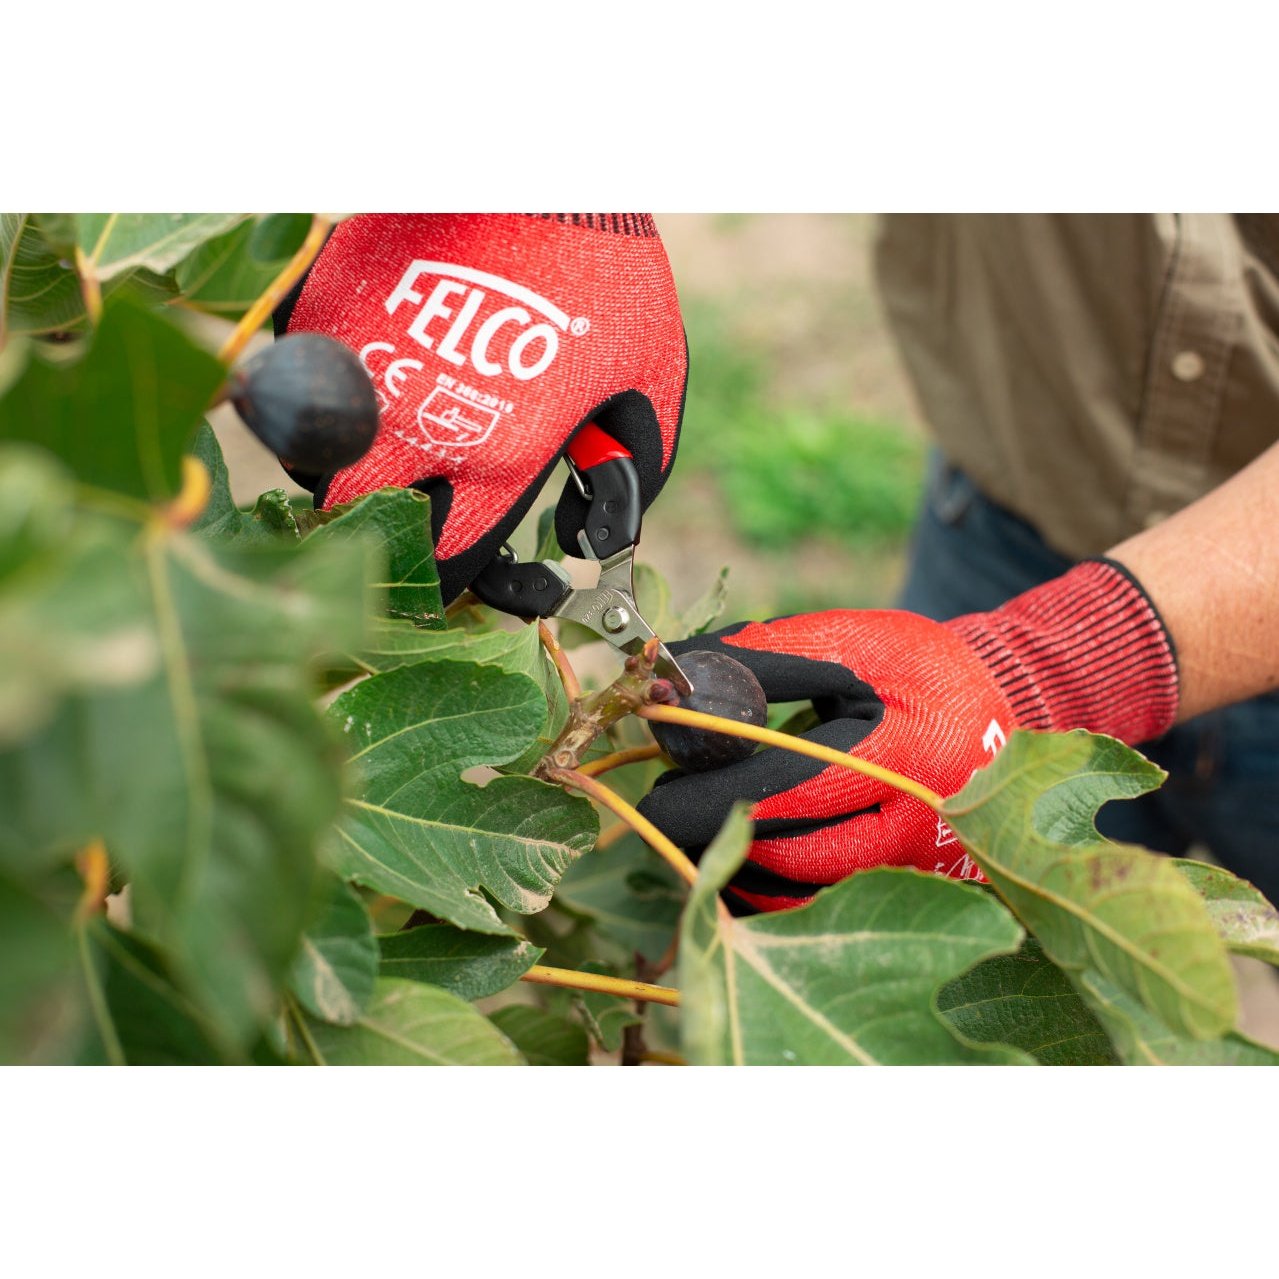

{"left": 1171, "top": 350, "right": 1206, "bottom": 381}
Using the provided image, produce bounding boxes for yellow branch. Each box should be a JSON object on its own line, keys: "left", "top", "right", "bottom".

{"left": 548, "top": 767, "right": 701, "bottom": 888}
{"left": 521, "top": 964, "right": 680, "bottom": 1007}
{"left": 577, "top": 744, "right": 662, "bottom": 777}
{"left": 638, "top": 704, "right": 943, "bottom": 810}
{"left": 218, "top": 215, "right": 333, "bottom": 367}
{"left": 538, "top": 621, "right": 582, "bottom": 702}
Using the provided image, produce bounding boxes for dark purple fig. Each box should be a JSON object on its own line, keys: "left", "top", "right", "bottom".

{"left": 230, "top": 333, "right": 379, "bottom": 474}
{"left": 649, "top": 649, "right": 768, "bottom": 772}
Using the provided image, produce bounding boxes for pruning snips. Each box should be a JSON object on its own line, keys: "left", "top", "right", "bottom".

{"left": 469, "top": 423, "right": 693, "bottom": 696}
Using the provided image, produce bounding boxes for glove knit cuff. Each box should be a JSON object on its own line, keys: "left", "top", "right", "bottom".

{"left": 945, "top": 559, "right": 1180, "bottom": 744}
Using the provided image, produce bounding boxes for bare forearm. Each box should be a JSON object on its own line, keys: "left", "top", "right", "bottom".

{"left": 1109, "top": 441, "right": 1279, "bottom": 722}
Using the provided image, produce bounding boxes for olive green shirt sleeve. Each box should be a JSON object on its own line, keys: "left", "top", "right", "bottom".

{"left": 873, "top": 214, "right": 1279, "bottom": 560}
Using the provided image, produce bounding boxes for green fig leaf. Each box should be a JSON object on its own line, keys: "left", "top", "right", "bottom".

{"left": 378, "top": 924, "right": 543, "bottom": 1000}
{"left": 1079, "top": 971, "right": 1279, "bottom": 1066}
{"left": 679, "top": 806, "right": 1030, "bottom": 1065}
{"left": 78, "top": 920, "right": 242, "bottom": 1066}
{"left": 1173, "top": 859, "right": 1279, "bottom": 966}
{"left": 74, "top": 214, "right": 249, "bottom": 280}
{"left": 288, "top": 875, "right": 379, "bottom": 1026}
{"left": 937, "top": 938, "right": 1119, "bottom": 1065}
{"left": 0, "top": 512, "right": 371, "bottom": 1047}
{"left": 1, "top": 214, "right": 85, "bottom": 338}
{"left": 0, "top": 296, "right": 226, "bottom": 504}
{"left": 327, "top": 659, "right": 596, "bottom": 935}
{"left": 303, "top": 487, "right": 443, "bottom": 627}
{"left": 289, "top": 977, "right": 524, "bottom": 1065}
{"left": 943, "top": 731, "right": 1237, "bottom": 1039}
{"left": 488, "top": 1004, "right": 590, "bottom": 1065}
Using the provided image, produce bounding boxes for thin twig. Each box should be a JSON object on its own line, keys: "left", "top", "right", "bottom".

{"left": 538, "top": 621, "right": 582, "bottom": 702}
{"left": 217, "top": 215, "right": 333, "bottom": 367}
{"left": 577, "top": 744, "right": 662, "bottom": 777}
{"left": 639, "top": 704, "right": 944, "bottom": 810}
{"left": 548, "top": 767, "right": 701, "bottom": 889}
{"left": 520, "top": 963, "right": 679, "bottom": 1007}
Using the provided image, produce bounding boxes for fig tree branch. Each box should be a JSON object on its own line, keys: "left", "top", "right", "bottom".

{"left": 577, "top": 744, "right": 662, "bottom": 777}
{"left": 520, "top": 963, "right": 680, "bottom": 1007}
{"left": 547, "top": 766, "right": 701, "bottom": 889}
{"left": 218, "top": 215, "right": 333, "bottom": 367}
{"left": 638, "top": 703, "right": 944, "bottom": 810}
{"left": 537, "top": 621, "right": 582, "bottom": 702}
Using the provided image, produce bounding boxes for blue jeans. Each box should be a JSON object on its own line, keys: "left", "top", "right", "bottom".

{"left": 899, "top": 453, "right": 1279, "bottom": 907}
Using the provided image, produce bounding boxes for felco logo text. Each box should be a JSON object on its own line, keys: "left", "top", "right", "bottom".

{"left": 384, "top": 260, "right": 590, "bottom": 382}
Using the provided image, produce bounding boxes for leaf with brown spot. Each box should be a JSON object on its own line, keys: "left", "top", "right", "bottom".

{"left": 1172, "top": 859, "right": 1279, "bottom": 966}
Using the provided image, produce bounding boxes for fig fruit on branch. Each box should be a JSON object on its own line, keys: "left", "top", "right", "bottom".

{"left": 645, "top": 649, "right": 767, "bottom": 772}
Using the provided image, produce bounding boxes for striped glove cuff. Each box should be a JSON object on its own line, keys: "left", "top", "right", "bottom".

{"left": 945, "top": 558, "right": 1180, "bottom": 744}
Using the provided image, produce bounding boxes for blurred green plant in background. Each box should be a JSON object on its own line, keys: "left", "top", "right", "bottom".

{"left": 649, "top": 295, "right": 924, "bottom": 619}
{"left": 674, "top": 302, "right": 923, "bottom": 550}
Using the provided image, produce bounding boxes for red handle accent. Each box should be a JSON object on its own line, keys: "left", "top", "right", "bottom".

{"left": 567, "top": 421, "right": 633, "bottom": 470}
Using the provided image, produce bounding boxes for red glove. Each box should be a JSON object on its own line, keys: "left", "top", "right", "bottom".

{"left": 278, "top": 214, "right": 687, "bottom": 601}
{"left": 638, "top": 559, "right": 1180, "bottom": 912}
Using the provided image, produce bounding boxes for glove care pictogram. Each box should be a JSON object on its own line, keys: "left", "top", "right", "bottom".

{"left": 414, "top": 375, "right": 515, "bottom": 463}
{"left": 361, "top": 342, "right": 517, "bottom": 463}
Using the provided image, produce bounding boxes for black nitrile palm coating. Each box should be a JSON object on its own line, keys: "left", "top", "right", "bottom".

{"left": 649, "top": 650, "right": 768, "bottom": 773}
{"left": 637, "top": 623, "right": 887, "bottom": 850}
{"left": 231, "top": 333, "right": 380, "bottom": 474}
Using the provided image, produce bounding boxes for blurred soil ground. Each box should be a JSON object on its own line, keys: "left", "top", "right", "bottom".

{"left": 210, "top": 213, "right": 1279, "bottom": 1049}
